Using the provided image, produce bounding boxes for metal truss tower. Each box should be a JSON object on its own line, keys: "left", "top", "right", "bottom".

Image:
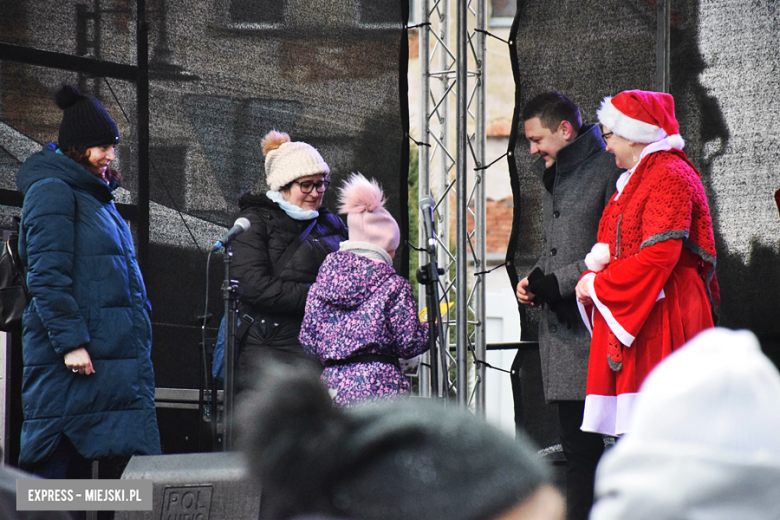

{"left": 416, "top": 0, "right": 487, "bottom": 412}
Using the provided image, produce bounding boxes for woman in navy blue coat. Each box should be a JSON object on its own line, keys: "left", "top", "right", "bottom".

{"left": 16, "top": 85, "right": 160, "bottom": 481}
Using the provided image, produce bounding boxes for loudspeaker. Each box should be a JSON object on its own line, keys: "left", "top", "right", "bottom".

{"left": 155, "top": 388, "right": 222, "bottom": 454}
{"left": 115, "top": 452, "right": 260, "bottom": 520}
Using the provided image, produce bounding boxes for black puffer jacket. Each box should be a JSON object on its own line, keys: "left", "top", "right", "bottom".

{"left": 231, "top": 193, "right": 348, "bottom": 353}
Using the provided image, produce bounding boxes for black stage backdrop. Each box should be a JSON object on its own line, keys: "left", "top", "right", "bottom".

{"left": 506, "top": 0, "right": 780, "bottom": 449}
{"left": 0, "top": 0, "right": 409, "bottom": 454}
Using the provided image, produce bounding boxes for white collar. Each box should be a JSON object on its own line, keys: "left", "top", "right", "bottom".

{"left": 339, "top": 240, "right": 392, "bottom": 264}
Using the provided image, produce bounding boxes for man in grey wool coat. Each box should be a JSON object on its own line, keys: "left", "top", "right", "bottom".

{"left": 515, "top": 91, "right": 622, "bottom": 520}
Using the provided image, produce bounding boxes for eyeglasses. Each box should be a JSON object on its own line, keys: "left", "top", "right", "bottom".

{"left": 293, "top": 179, "right": 331, "bottom": 194}
{"left": 602, "top": 131, "right": 614, "bottom": 139}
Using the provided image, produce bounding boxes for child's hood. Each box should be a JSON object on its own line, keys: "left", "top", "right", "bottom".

{"left": 311, "top": 250, "right": 396, "bottom": 309}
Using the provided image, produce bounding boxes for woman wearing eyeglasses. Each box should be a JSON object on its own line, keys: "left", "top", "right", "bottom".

{"left": 574, "top": 91, "right": 719, "bottom": 438}
{"left": 230, "top": 130, "right": 348, "bottom": 395}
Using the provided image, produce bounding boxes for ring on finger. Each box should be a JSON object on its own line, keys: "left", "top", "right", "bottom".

{"left": 72, "top": 368, "right": 79, "bottom": 373}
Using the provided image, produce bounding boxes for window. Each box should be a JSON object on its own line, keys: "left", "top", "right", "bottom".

{"left": 490, "top": 0, "right": 516, "bottom": 27}
{"left": 149, "top": 145, "right": 187, "bottom": 209}
{"left": 408, "top": 0, "right": 418, "bottom": 24}
{"left": 408, "top": 1, "right": 516, "bottom": 27}
{"left": 359, "top": 3, "right": 404, "bottom": 25}
{"left": 229, "top": 0, "right": 284, "bottom": 25}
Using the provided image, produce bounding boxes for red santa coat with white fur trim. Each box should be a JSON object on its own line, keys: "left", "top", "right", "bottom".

{"left": 578, "top": 150, "right": 719, "bottom": 436}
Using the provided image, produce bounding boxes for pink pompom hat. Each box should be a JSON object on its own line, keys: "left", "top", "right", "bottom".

{"left": 339, "top": 173, "right": 400, "bottom": 255}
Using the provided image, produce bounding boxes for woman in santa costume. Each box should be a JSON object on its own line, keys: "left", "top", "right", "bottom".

{"left": 574, "top": 90, "right": 720, "bottom": 436}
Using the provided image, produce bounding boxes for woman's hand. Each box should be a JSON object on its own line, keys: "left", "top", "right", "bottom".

{"left": 575, "top": 276, "right": 593, "bottom": 306}
{"left": 64, "top": 347, "right": 95, "bottom": 375}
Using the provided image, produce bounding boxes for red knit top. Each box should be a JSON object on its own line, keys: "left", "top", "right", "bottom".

{"left": 598, "top": 149, "right": 720, "bottom": 314}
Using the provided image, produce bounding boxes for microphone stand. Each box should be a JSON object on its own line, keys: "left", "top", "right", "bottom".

{"left": 219, "top": 246, "right": 239, "bottom": 450}
{"left": 417, "top": 243, "right": 446, "bottom": 399}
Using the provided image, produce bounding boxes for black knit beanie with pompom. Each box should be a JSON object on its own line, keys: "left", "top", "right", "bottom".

{"left": 55, "top": 84, "right": 119, "bottom": 151}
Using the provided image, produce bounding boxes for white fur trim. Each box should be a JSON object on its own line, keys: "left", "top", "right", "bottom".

{"left": 598, "top": 97, "right": 667, "bottom": 144}
{"left": 577, "top": 300, "right": 593, "bottom": 335}
{"left": 588, "top": 274, "right": 636, "bottom": 346}
{"left": 585, "top": 242, "right": 611, "bottom": 272}
{"left": 582, "top": 393, "right": 639, "bottom": 436}
{"left": 577, "top": 273, "right": 596, "bottom": 336}
{"left": 666, "top": 134, "right": 685, "bottom": 150}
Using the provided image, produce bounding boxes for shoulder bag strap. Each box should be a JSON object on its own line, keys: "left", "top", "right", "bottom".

{"left": 236, "top": 216, "right": 319, "bottom": 343}
{"left": 272, "top": 217, "right": 318, "bottom": 278}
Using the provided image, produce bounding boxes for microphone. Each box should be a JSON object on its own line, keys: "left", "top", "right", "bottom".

{"left": 419, "top": 195, "right": 436, "bottom": 255}
{"left": 211, "top": 217, "right": 251, "bottom": 251}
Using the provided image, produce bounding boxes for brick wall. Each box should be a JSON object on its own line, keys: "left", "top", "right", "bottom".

{"left": 466, "top": 197, "right": 514, "bottom": 255}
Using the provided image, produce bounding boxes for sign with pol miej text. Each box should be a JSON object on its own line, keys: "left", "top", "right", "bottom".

{"left": 16, "top": 479, "right": 153, "bottom": 511}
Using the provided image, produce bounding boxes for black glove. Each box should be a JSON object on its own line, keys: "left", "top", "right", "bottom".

{"left": 528, "top": 272, "right": 582, "bottom": 329}
{"left": 554, "top": 300, "right": 582, "bottom": 330}
{"left": 527, "top": 272, "right": 562, "bottom": 309}
{"left": 525, "top": 267, "right": 545, "bottom": 306}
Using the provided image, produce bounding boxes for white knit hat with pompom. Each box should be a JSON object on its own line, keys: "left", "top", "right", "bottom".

{"left": 590, "top": 327, "right": 780, "bottom": 520}
{"left": 339, "top": 173, "right": 400, "bottom": 254}
{"left": 262, "top": 130, "right": 330, "bottom": 191}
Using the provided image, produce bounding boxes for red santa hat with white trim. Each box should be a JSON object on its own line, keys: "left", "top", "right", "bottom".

{"left": 597, "top": 90, "right": 685, "bottom": 150}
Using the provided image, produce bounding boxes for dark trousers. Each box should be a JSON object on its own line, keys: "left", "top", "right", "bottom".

{"left": 28, "top": 436, "right": 129, "bottom": 520}
{"left": 28, "top": 436, "right": 92, "bottom": 481}
{"left": 558, "top": 400, "right": 604, "bottom": 520}
{"left": 28, "top": 436, "right": 91, "bottom": 520}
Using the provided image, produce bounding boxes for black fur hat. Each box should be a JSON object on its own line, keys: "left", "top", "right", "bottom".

{"left": 238, "top": 364, "right": 551, "bottom": 520}
{"left": 55, "top": 85, "right": 119, "bottom": 151}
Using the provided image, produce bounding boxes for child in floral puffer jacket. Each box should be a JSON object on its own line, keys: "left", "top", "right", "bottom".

{"left": 299, "top": 173, "right": 429, "bottom": 407}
